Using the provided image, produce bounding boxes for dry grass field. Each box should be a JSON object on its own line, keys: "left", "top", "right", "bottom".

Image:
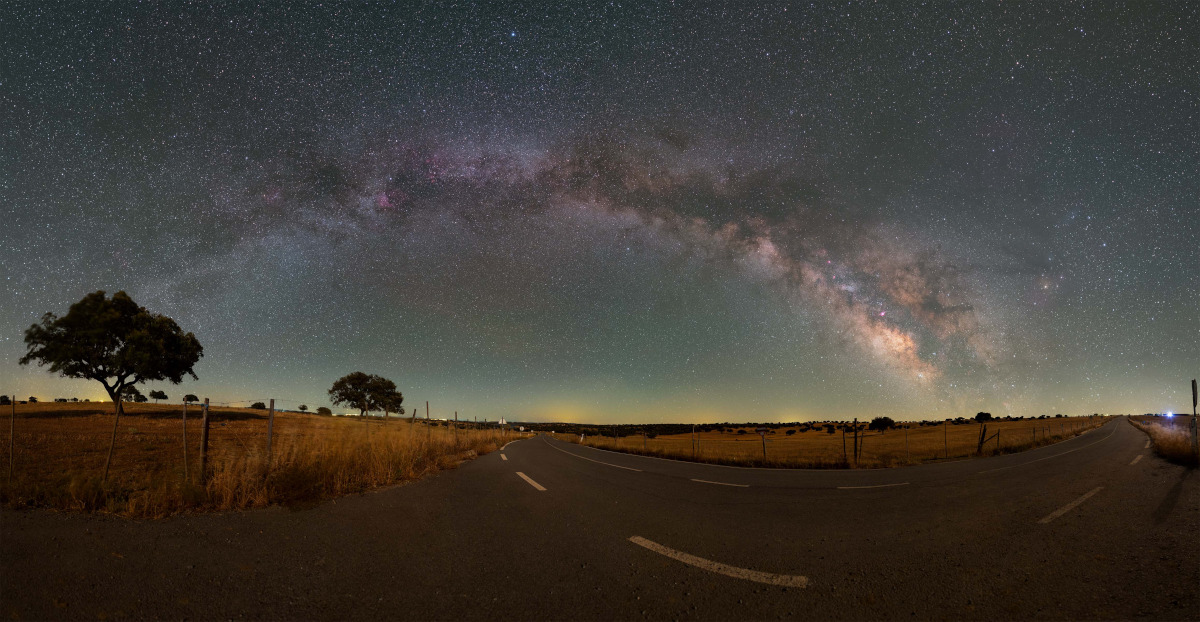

{"left": 1129, "top": 415, "right": 1199, "bottom": 466}
{"left": 0, "top": 402, "right": 520, "bottom": 517}
{"left": 554, "top": 416, "right": 1112, "bottom": 468}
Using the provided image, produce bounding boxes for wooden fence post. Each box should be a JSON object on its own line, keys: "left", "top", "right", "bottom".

{"left": 266, "top": 398, "right": 275, "bottom": 468}
{"left": 8, "top": 396, "right": 14, "bottom": 484}
{"left": 904, "top": 424, "right": 910, "bottom": 462}
{"left": 852, "top": 418, "right": 859, "bottom": 467}
{"left": 1191, "top": 379, "right": 1198, "bottom": 461}
{"left": 944, "top": 420, "right": 948, "bottom": 458}
{"left": 842, "top": 425, "right": 848, "bottom": 465}
{"left": 102, "top": 396, "right": 124, "bottom": 485}
{"left": 199, "top": 398, "right": 210, "bottom": 483}
{"left": 182, "top": 401, "right": 188, "bottom": 482}
{"left": 454, "top": 411, "right": 459, "bottom": 446}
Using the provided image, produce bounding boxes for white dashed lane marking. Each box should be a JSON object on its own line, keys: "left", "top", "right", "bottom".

{"left": 516, "top": 472, "right": 546, "bottom": 491}
{"left": 691, "top": 478, "right": 749, "bottom": 488}
{"left": 629, "top": 536, "right": 809, "bottom": 588}
{"left": 837, "top": 482, "right": 910, "bottom": 490}
{"left": 501, "top": 454, "right": 508, "bottom": 461}
{"left": 1129, "top": 455, "right": 1142, "bottom": 465}
{"left": 1038, "top": 487, "right": 1103, "bottom": 524}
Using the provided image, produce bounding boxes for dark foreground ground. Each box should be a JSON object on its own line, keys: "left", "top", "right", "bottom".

{"left": 2, "top": 417, "right": 1197, "bottom": 620}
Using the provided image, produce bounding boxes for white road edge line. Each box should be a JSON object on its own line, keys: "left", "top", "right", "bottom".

{"left": 501, "top": 454, "right": 508, "bottom": 461}
{"left": 1129, "top": 455, "right": 1142, "bottom": 465}
{"left": 516, "top": 471, "right": 546, "bottom": 491}
{"left": 691, "top": 478, "right": 749, "bottom": 488}
{"left": 544, "top": 438, "right": 642, "bottom": 471}
{"left": 629, "top": 536, "right": 808, "bottom": 588}
{"left": 1037, "top": 487, "right": 1103, "bottom": 524}
{"left": 836, "top": 482, "right": 910, "bottom": 490}
{"left": 979, "top": 426, "right": 1117, "bottom": 474}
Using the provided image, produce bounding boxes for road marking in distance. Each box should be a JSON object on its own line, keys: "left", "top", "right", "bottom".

{"left": 979, "top": 426, "right": 1117, "bottom": 474}
{"left": 1144, "top": 440, "right": 1150, "bottom": 449}
{"left": 1038, "top": 487, "right": 1103, "bottom": 524}
{"left": 501, "top": 454, "right": 508, "bottom": 461}
{"left": 544, "top": 439, "right": 642, "bottom": 471}
{"left": 629, "top": 536, "right": 808, "bottom": 588}
{"left": 691, "top": 478, "right": 749, "bottom": 488}
{"left": 837, "top": 482, "right": 910, "bottom": 490}
{"left": 516, "top": 471, "right": 546, "bottom": 491}
{"left": 1129, "top": 455, "right": 1142, "bottom": 465}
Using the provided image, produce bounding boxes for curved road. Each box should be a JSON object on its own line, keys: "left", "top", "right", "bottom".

{"left": 2, "top": 417, "right": 1196, "bottom": 619}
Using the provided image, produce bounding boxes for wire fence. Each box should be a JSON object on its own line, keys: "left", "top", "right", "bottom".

{"left": 564, "top": 416, "right": 1113, "bottom": 468}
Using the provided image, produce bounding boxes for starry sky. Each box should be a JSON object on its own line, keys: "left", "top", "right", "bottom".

{"left": 2, "top": 2, "right": 1197, "bottom": 422}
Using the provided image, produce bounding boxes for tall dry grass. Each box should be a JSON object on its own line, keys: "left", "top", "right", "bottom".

{"left": 1129, "top": 416, "right": 1199, "bottom": 467}
{"left": 557, "top": 416, "right": 1112, "bottom": 469}
{"left": 0, "top": 402, "right": 516, "bottom": 517}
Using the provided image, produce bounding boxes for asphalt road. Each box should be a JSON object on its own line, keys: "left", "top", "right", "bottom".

{"left": 2, "top": 417, "right": 1197, "bottom": 620}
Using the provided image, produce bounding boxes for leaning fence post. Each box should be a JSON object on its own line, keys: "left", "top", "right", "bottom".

{"left": 182, "top": 401, "right": 189, "bottom": 482}
{"left": 266, "top": 398, "right": 275, "bottom": 467}
{"left": 102, "top": 396, "right": 124, "bottom": 485}
{"left": 8, "top": 396, "right": 14, "bottom": 484}
{"left": 199, "top": 398, "right": 210, "bottom": 483}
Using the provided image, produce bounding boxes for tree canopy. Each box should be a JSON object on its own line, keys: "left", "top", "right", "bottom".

{"left": 869, "top": 416, "right": 896, "bottom": 431}
{"left": 20, "top": 290, "right": 203, "bottom": 407}
{"left": 183, "top": 394, "right": 199, "bottom": 404}
{"left": 328, "top": 371, "right": 403, "bottom": 417}
{"left": 120, "top": 385, "right": 148, "bottom": 403}
{"left": 149, "top": 389, "right": 168, "bottom": 403}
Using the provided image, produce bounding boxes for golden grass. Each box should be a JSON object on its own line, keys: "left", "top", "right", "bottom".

{"left": 0, "top": 402, "right": 520, "bottom": 517}
{"left": 554, "top": 416, "right": 1112, "bottom": 469}
{"left": 1129, "top": 416, "right": 1199, "bottom": 467}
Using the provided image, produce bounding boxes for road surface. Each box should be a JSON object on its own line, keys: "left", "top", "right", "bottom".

{"left": 2, "top": 417, "right": 1196, "bottom": 620}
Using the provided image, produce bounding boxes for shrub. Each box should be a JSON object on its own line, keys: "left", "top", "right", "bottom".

{"left": 250, "top": 402, "right": 267, "bottom": 409}
{"left": 1130, "top": 419, "right": 1198, "bottom": 467}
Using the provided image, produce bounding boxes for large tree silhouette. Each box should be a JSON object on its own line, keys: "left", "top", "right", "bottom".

{"left": 329, "top": 371, "right": 403, "bottom": 418}
{"left": 20, "top": 290, "right": 203, "bottom": 481}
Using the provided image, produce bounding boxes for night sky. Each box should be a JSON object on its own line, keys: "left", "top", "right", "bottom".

{"left": 3, "top": 2, "right": 1197, "bottom": 422}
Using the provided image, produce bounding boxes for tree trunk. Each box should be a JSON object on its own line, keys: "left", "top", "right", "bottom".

{"left": 102, "top": 391, "right": 124, "bottom": 484}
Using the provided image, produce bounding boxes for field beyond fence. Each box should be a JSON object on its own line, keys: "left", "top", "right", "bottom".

{"left": 553, "top": 416, "right": 1112, "bottom": 469}
{"left": 0, "top": 402, "right": 521, "bottom": 517}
